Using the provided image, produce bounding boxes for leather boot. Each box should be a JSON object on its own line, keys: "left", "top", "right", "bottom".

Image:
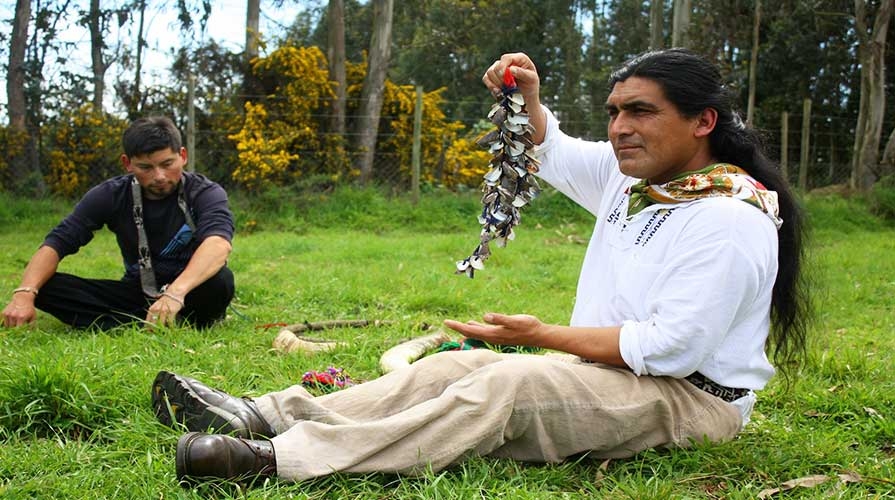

{"left": 176, "top": 432, "right": 277, "bottom": 484}
{"left": 152, "top": 371, "right": 275, "bottom": 438}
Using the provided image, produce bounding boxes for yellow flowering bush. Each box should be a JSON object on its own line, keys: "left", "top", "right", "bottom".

{"left": 229, "top": 46, "right": 337, "bottom": 190}
{"left": 0, "top": 126, "right": 27, "bottom": 189}
{"left": 443, "top": 136, "right": 493, "bottom": 188}
{"left": 44, "top": 105, "right": 127, "bottom": 197}
{"left": 253, "top": 46, "right": 334, "bottom": 136}
{"left": 375, "top": 84, "right": 466, "bottom": 186}
{"left": 229, "top": 44, "right": 486, "bottom": 190}
{"left": 229, "top": 102, "right": 299, "bottom": 189}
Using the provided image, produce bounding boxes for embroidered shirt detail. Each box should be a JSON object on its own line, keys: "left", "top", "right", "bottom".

{"left": 634, "top": 209, "right": 674, "bottom": 247}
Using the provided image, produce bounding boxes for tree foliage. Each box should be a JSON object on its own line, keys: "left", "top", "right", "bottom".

{"left": 2, "top": 0, "right": 895, "bottom": 195}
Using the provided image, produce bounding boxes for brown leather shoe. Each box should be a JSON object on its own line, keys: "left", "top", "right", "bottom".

{"left": 176, "top": 432, "right": 276, "bottom": 484}
{"left": 152, "top": 371, "right": 275, "bottom": 438}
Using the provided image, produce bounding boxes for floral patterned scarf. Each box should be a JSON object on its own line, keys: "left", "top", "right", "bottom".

{"left": 626, "top": 163, "right": 783, "bottom": 229}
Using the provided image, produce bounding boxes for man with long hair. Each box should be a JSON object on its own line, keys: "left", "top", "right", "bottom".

{"left": 152, "top": 49, "right": 810, "bottom": 485}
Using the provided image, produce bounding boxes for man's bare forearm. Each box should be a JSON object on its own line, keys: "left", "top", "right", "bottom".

{"left": 2, "top": 246, "right": 61, "bottom": 326}
{"left": 535, "top": 323, "right": 626, "bottom": 367}
{"left": 162, "top": 235, "right": 232, "bottom": 299}
{"left": 18, "top": 245, "right": 62, "bottom": 291}
{"left": 444, "top": 313, "right": 627, "bottom": 368}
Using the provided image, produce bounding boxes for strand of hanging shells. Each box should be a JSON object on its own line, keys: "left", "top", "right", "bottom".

{"left": 455, "top": 68, "right": 541, "bottom": 278}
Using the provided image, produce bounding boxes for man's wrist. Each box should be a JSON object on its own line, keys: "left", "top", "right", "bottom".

{"left": 160, "top": 292, "right": 185, "bottom": 307}
{"left": 12, "top": 286, "right": 39, "bottom": 297}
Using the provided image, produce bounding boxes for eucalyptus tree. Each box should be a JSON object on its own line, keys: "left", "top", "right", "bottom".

{"left": 6, "top": 0, "right": 76, "bottom": 193}
{"left": 883, "top": 128, "right": 895, "bottom": 178}
{"left": 285, "top": 0, "right": 370, "bottom": 63}
{"left": 243, "top": 0, "right": 261, "bottom": 100}
{"left": 851, "top": 0, "right": 894, "bottom": 190}
{"left": 665, "top": 0, "right": 858, "bottom": 188}
{"left": 353, "top": 0, "right": 394, "bottom": 184}
{"left": 115, "top": 0, "right": 145, "bottom": 118}
{"left": 113, "top": 0, "right": 211, "bottom": 119}
{"left": 605, "top": 0, "right": 652, "bottom": 61}
{"left": 82, "top": 0, "right": 133, "bottom": 112}
{"left": 577, "top": 0, "right": 632, "bottom": 139}
{"left": 87, "top": 0, "right": 109, "bottom": 111}
{"left": 672, "top": 0, "right": 691, "bottom": 47}
{"left": 6, "top": 0, "right": 33, "bottom": 191}
{"left": 327, "top": 0, "right": 347, "bottom": 136}
{"left": 746, "top": 0, "right": 760, "bottom": 125}
{"left": 650, "top": 0, "right": 664, "bottom": 49}
{"left": 390, "top": 0, "right": 588, "bottom": 133}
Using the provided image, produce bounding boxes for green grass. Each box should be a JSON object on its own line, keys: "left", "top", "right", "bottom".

{"left": 1, "top": 187, "right": 893, "bottom": 499}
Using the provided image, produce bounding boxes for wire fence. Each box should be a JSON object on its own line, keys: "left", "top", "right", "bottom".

{"left": 199, "top": 116, "right": 856, "bottom": 190}
{"left": 19, "top": 96, "right": 861, "bottom": 195}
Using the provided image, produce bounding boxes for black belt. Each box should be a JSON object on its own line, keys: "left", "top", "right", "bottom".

{"left": 684, "top": 372, "right": 750, "bottom": 403}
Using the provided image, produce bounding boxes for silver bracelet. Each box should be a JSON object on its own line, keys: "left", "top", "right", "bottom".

{"left": 13, "top": 286, "right": 39, "bottom": 297}
{"left": 161, "top": 292, "right": 185, "bottom": 306}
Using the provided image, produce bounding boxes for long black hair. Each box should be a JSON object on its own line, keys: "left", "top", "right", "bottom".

{"left": 609, "top": 48, "right": 812, "bottom": 380}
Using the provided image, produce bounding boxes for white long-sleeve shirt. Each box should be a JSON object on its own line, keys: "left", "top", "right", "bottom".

{"left": 535, "top": 107, "right": 778, "bottom": 423}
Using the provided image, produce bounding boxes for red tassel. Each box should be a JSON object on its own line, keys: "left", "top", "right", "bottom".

{"left": 503, "top": 66, "right": 516, "bottom": 89}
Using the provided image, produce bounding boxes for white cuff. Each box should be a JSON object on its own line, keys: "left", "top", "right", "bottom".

{"left": 618, "top": 319, "right": 647, "bottom": 375}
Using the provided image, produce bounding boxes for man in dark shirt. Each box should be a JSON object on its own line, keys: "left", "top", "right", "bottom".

{"left": 2, "top": 116, "right": 235, "bottom": 330}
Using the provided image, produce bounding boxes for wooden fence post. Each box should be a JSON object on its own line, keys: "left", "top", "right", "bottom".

{"left": 781, "top": 111, "right": 789, "bottom": 182}
{"left": 799, "top": 98, "right": 811, "bottom": 191}
{"left": 829, "top": 133, "right": 836, "bottom": 184}
{"left": 411, "top": 85, "right": 423, "bottom": 205}
{"left": 187, "top": 73, "right": 196, "bottom": 172}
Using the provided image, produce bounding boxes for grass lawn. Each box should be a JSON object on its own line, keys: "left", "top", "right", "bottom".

{"left": 0, "top": 188, "right": 893, "bottom": 499}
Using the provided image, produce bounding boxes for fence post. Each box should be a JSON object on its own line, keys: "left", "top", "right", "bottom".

{"left": 780, "top": 111, "right": 789, "bottom": 182}
{"left": 799, "top": 98, "right": 811, "bottom": 191}
{"left": 828, "top": 133, "right": 836, "bottom": 184}
{"left": 187, "top": 73, "right": 196, "bottom": 172}
{"left": 411, "top": 85, "right": 423, "bottom": 204}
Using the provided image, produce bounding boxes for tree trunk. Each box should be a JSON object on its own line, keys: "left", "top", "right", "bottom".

{"left": 650, "top": 0, "right": 664, "bottom": 50}
{"left": 7, "top": 0, "right": 29, "bottom": 133}
{"left": 134, "top": 0, "right": 145, "bottom": 113}
{"left": 851, "top": 6, "right": 869, "bottom": 190}
{"left": 880, "top": 125, "right": 895, "bottom": 179}
{"left": 89, "top": 0, "right": 108, "bottom": 112}
{"left": 328, "top": 0, "right": 347, "bottom": 136}
{"left": 243, "top": 0, "right": 262, "bottom": 101}
{"left": 851, "top": 0, "right": 893, "bottom": 190}
{"left": 353, "top": 0, "right": 394, "bottom": 184}
{"left": 125, "top": 0, "right": 147, "bottom": 119}
{"left": 746, "top": 0, "right": 760, "bottom": 126}
{"left": 6, "top": 0, "right": 36, "bottom": 191}
{"left": 672, "top": 0, "right": 691, "bottom": 47}
{"left": 17, "top": 0, "right": 72, "bottom": 193}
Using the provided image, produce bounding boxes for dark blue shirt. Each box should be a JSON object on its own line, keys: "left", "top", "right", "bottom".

{"left": 43, "top": 172, "right": 234, "bottom": 283}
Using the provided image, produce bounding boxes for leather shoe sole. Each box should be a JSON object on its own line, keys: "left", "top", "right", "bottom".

{"left": 152, "top": 371, "right": 275, "bottom": 438}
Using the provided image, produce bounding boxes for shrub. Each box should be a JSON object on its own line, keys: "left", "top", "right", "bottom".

{"left": 228, "top": 44, "right": 481, "bottom": 190}
{"left": 868, "top": 175, "right": 895, "bottom": 222}
{"left": 0, "top": 125, "right": 28, "bottom": 192}
{"left": 43, "top": 106, "right": 127, "bottom": 198}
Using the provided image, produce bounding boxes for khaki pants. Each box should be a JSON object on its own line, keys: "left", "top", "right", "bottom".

{"left": 254, "top": 349, "right": 742, "bottom": 482}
